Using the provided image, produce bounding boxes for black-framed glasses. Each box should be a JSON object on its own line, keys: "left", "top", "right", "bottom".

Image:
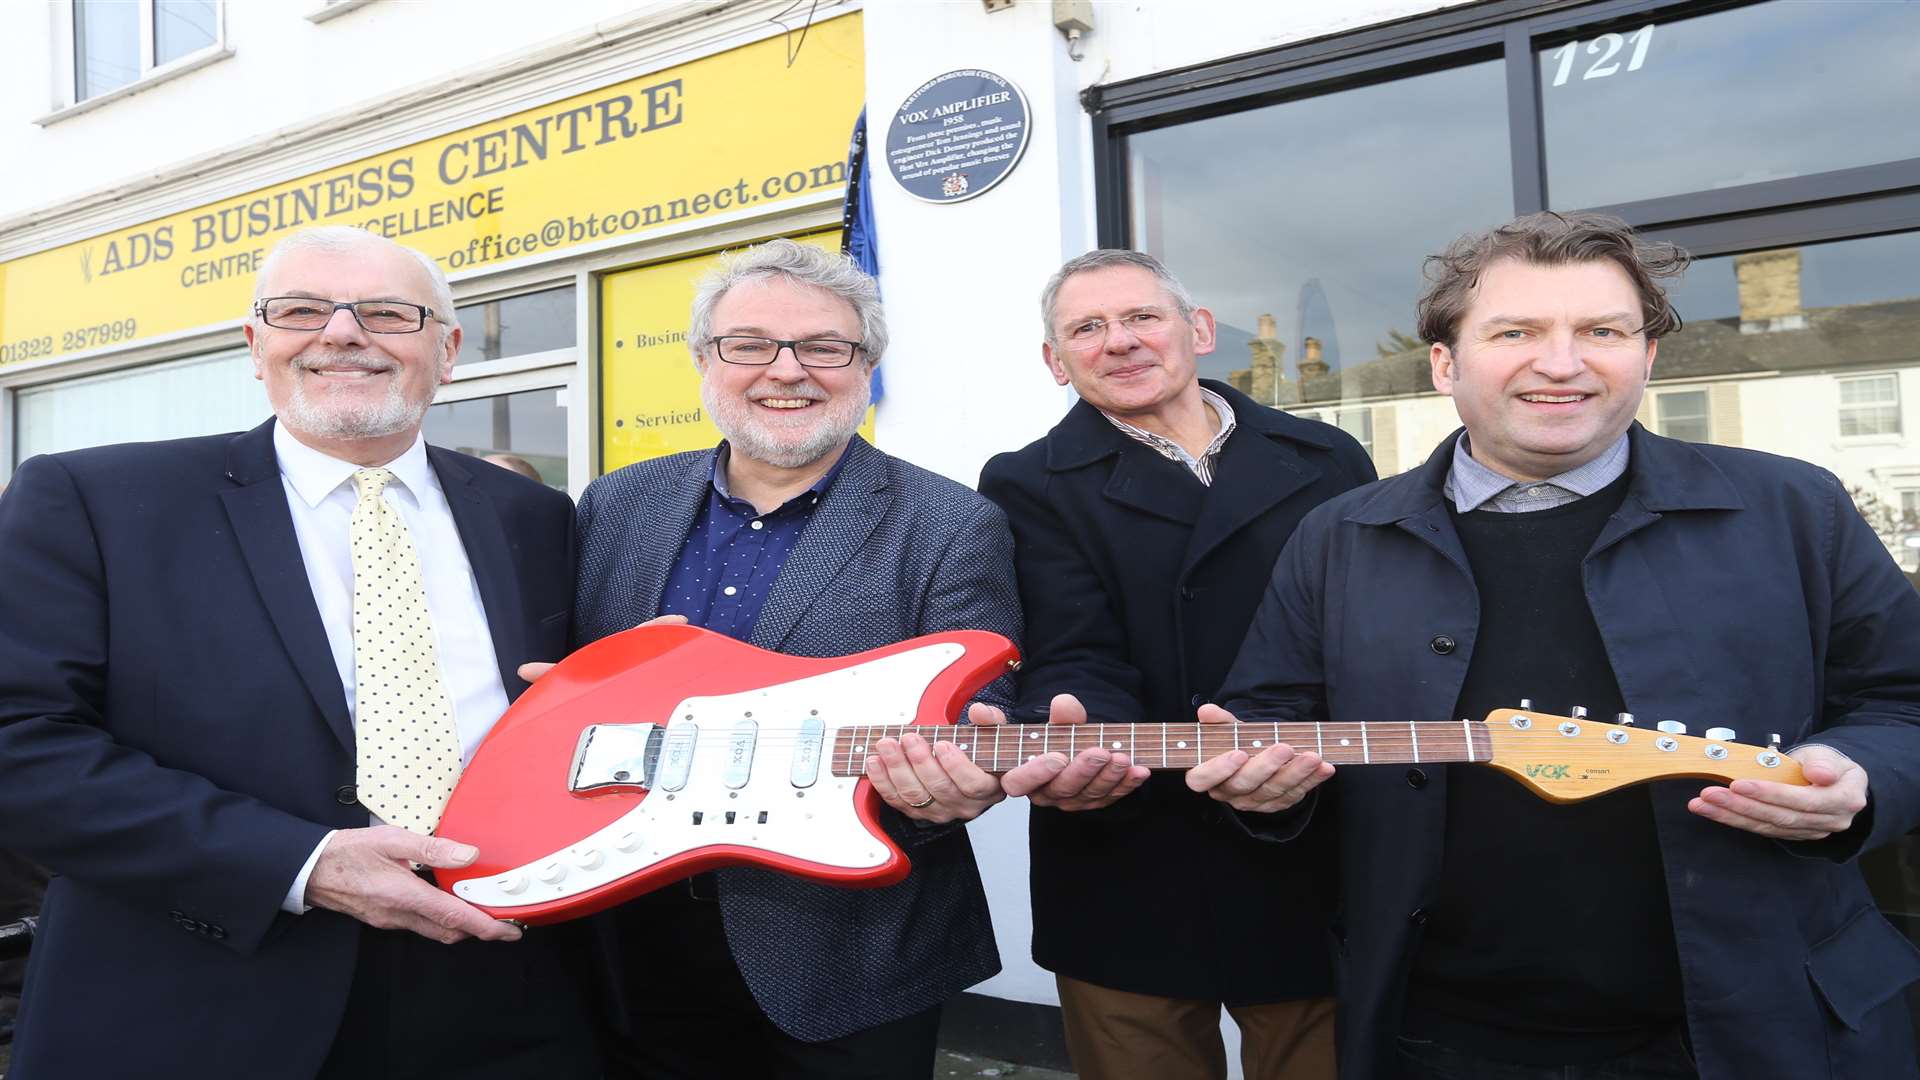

{"left": 254, "top": 297, "right": 439, "bottom": 334}
{"left": 710, "top": 336, "right": 863, "bottom": 368}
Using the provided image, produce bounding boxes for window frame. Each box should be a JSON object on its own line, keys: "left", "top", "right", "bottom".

{"left": 43, "top": 0, "right": 231, "bottom": 123}
{"left": 1087, "top": 0, "right": 1920, "bottom": 260}
{"left": 1654, "top": 388, "right": 1711, "bottom": 442}
{"left": 1837, "top": 373, "right": 1903, "bottom": 441}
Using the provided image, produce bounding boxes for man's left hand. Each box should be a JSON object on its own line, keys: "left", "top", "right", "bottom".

{"left": 1688, "top": 744, "right": 1869, "bottom": 841}
{"left": 865, "top": 729, "right": 1006, "bottom": 824}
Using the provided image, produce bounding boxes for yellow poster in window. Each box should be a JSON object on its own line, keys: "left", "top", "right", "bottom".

{"left": 598, "top": 231, "right": 874, "bottom": 472}
{"left": 0, "top": 12, "right": 863, "bottom": 368}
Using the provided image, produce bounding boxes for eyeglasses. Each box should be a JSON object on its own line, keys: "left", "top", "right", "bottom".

{"left": 254, "top": 297, "right": 438, "bottom": 334}
{"left": 710, "top": 336, "right": 863, "bottom": 368}
{"left": 1059, "top": 309, "right": 1178, "bottom": 352}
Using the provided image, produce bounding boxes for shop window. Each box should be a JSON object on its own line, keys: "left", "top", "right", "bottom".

{"left": 1654, "top": 390, "right": 1709, "bottom": 442}
{"left": 455, "top": 286, "right": 576, "bottom": 364}
{"left": 1538, "top": 1, "right": 1920, "bottom": 210}
{"left": 1838, "top": 375, "right": 1902, "bottom": 439}
{"left": 1127, "top": 61, "right": 1510, "bottom": 406}
{"left": 12, "top": 349, "right": 264, "bottom": 467}
{"left": 423, "top": 387, "right": 569, "bottom": 490}
{"left": 67, "top": 0, "right": 224, "bottom": 104}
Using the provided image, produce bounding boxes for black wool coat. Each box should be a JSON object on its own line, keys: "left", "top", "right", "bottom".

{"left": 980, "top": 380, "right": 1376, "bottom": 1002}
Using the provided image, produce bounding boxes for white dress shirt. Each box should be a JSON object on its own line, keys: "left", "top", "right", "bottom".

{"left": 274, "top": 423, "right": 509, "bottom": 911}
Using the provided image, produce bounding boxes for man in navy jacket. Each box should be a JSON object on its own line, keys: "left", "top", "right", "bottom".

{"left": 1195, "top": 212, "right": 1920, "bottom": 1079}
{"left": 0, "top": 227, "right": 595, "bottom": 1079}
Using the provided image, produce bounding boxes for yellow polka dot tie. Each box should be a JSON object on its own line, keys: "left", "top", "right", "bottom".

{"left": 350, "top": 468, "right": 462, "bottom": 834}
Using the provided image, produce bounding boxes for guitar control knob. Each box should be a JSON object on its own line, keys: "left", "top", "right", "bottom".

{"left": 494, "top": 872, "right": 529, "bottom": 895}
{"left": 614, "top": 831, "right": 643, "bottom": 853}
{"left": 1616, "top": 712, "right": 1636, "bottom": 726}
{"left": 537, "top": 861, "right": 567, "bottom": 884}
{"left": 1704, "top": 727, "right": 1735, "bottom": 742}
{"left": 571, "top": 848, "right": 605, "bottom": 870}
{"left": 1570, "top": 706, "right": 1589, "bottom": 720}
{"left": 1656, "top": 721, "right": 1687, "bottom": 735}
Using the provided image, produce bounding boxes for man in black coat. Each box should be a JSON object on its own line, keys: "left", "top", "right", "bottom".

{"left": 1197, "top": 212, "right": 1920, "bottom": 1079}
{"left": 978, "top": 250, "right": 1375, "bottom": 1080}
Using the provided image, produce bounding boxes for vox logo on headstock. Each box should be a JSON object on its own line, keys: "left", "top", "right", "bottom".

{"left": 1524, "top": 763, "right": 1571, "bottom": 780}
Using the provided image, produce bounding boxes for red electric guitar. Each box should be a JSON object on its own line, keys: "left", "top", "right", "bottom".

{"left": 435, "top": 624, "right": 1806, "bottom": 924}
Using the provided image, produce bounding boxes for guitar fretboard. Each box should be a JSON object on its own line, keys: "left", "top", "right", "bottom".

{"left": 828, "top": 721, "right": 1492, "bottom": 776}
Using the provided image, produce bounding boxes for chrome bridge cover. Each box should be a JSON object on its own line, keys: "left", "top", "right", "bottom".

{"left": 569, "top": 722, "right": 664, "bottom": 793}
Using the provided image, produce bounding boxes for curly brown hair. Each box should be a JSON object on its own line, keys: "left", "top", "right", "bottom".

{"left": 1416, "top": 211, "right": 1691, "bottom": 349}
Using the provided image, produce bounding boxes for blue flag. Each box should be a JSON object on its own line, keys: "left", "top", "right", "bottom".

{"left": 841, "top": 107, "right": 884, "bottom": 404}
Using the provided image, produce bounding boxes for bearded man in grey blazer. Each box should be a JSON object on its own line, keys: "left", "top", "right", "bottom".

{"left": 572, "top": 240, "right": 1021, "bottom": 1079}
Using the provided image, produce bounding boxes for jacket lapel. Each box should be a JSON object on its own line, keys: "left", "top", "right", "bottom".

{"left": 217, "top": 419, "right": 355, "bottom": 752}
{"left": 429, "top": 446, "right": 527, "bottom": 692}
{"left": 1046, "top": 399, "right": 1204, "bottom": 526}
{"left": 750, "top": 438, "right": 890, "bottom": 650}
{"left": 631, "top": 452, "right": 714, "bottom": 626}
{"left": 1180, "top": 425, "right": 1322, "bottom": 575}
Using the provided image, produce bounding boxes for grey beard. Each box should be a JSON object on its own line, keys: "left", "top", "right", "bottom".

{"left": 701, "top": 374, "right": 869, "bottom": 469}
{"left": 280, "top": 354, "right": 431, "bottom": 441}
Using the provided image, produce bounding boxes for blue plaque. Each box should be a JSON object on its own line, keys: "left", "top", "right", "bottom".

{"left": 885, "top": 69, "right": 1031, "bottom": 204}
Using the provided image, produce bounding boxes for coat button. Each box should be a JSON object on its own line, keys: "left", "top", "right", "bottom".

{"left": 335, "top": 784, "right": 358, "bottom": 805}
{"left": 1428, "top": 635, "right": 1456, "bottom": 655}
{"left": 1409, "top": 908, "right": 1429, "bottom": 926}
{"left": 1180, "top": 586, "right": 1196, "bottom": 601}
{"left": 1406, "top": 768, "right": 1428, "bottom": 789}
{"left": 1190, "top": 694, "right": 1206, "bottom": 708}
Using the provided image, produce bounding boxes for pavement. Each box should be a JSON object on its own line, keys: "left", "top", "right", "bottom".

{"left": 0, "top": 1043, "right": 1069, "bottom": 1078}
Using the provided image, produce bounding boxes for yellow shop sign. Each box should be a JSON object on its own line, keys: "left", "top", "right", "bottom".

{"left": 0, "top": 12, "right": 863, "bottom": 367}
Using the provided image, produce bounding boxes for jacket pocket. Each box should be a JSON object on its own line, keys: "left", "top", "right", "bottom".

{"left": 1806, "top": 905, "right": 1920, "bottom": 1030}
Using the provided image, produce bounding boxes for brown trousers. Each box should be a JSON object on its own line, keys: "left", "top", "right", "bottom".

{"left": 1056, "top": 975, "right": 1336, "bottom": 1080}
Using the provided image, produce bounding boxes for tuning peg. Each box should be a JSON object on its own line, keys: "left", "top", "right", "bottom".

{"left": 1518, "top": 698, "right": 1533, "bottom": 710}
{"left": 1656, "top": 720, "right": 1687, "bottom": 735}
{"left": 1769, "top": 733, "right": 1783, "bottom": 750}
{"left": 1616, "top": 712, "right": 1636, "bottom": 726}
{"left": 1569, "top": 706, "right": 1588, "bottom": 720}
{"left": 1704, "top": 726, "right": 1735, "bottom": 742}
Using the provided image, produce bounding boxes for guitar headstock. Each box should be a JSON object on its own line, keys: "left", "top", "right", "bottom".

{"left": 1480, "top": 708, "right": 1806, "bottom": 802}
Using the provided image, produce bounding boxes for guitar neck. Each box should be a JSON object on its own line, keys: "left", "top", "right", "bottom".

{"left": 828, "top": 721, "right": 1493, "bottom": 775}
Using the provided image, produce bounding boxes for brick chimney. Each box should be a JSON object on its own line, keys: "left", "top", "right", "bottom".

{"left": 1735, "top": 249, "right": 1806, "bottom": 334}
{"left": 1298, "top": 336, "right": 1329, "bottom": 381}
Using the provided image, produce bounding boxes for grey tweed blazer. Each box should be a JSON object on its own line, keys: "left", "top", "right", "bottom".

{"left": 574, "top": 436, "right": 1019, "bottom": 1040}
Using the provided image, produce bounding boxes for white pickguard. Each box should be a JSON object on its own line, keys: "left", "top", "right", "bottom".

{"left": 454, "top": 641, "right": 966, "bottom": 910}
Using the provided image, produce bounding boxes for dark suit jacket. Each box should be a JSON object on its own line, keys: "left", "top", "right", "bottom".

{"left": 978, "top": 380, "right": 1376, "bottom": 1002}
{"left": 573, "top": 435, "right": 1021, "bottom": 1041}
{"left": 0, "top": 419, "right": 580, "bottom": 1079}
{"left": 1221, "top": 426, "right": 1920, "bottom": 1079}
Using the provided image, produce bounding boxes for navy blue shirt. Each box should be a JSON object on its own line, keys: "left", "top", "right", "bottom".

{"left": 659, "top": 443, "right": 849, "bottom": 640}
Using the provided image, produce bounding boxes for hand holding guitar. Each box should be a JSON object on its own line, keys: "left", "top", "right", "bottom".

{"left": 1687, "top": 743, "right": 1868, "bottom": 841}
{"left": 864, "top": 729, "right": 1005, "bottom": 824}
{"left": 306, "top": 827, "right": 522, "bottom": 944}
{"left": 973, "top": 694, "right": 1151, "bottom": 811}
{"left": 1184, "top": 704, "right": 1334, "bottom": 813}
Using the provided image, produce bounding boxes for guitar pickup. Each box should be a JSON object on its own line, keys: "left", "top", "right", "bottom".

{"left": 568, "top": 723, "right": 666, "bottom": 794}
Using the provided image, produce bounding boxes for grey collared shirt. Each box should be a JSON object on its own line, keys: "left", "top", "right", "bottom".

{"left": 1101, "top": 385, "right": 1238, "bottom": 485}
{"left": 1444, "top": 432, "right": 1630, "bottom": 513}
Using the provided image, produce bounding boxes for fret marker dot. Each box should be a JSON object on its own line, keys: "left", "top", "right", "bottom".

{"left": 1111, "top": 741, "right": 1122, "bottom": 749}
{"left": 1176, "top": 741, "right": 1188, "bottom": 749}
{"left": 1028, "top": 755, "right": 1037, "bottom": 762}
{"left": 854, "top": 745, "right": 865, "bottom": 753}
{"left": 1340, "top": 738, "right": 1351, "bottom": 746}
{"left": 1252, "top": 740, "right": 1263, "bottom": 748}
{"left": 958, "top": 743, "right": 969, "bottom": 751}
{"left": 1027, "top": 731, "right": 1039, "bottom": 739}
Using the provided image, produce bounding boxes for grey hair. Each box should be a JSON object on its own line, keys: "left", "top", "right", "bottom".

{"left": 253, "top": 225, "right": 456, "bottom": 327}
{"left": 687, "top": 239, "right": 886, "bottom": 365}
{"left": 1040, "top": 248, "right": 1197, "bottom": 343}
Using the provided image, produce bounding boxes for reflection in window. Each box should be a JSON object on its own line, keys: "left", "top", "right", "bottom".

{"left": 455, "top": 286, "right": 576, "bottom": 363}
{"left": 74, "top": 0, "right": 141, "bottom": 100}
{"left": 1839, "top": 375, "right": 1901, "bottom": 438}
{"left": 1125, "top": 59, "right": 1511, "bottom": 433}
{"left": 1654, "top": 390, "right": 1709, "bottom": 442}
{"left": 1539, "top": 1, "right": 1920, "bottom": 209}
{"left": 155, "top": 1, "right": 218, "bottom": 66}
{"left": 423, "top": 388, "right": 568, "bottom": 489}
